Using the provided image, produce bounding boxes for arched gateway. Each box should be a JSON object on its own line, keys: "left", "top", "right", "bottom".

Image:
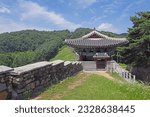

{"left": 65, "top": 30, "right": 128, "bottom": 69}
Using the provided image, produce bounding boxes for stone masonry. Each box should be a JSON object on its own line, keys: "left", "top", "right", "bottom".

{"left": 0, "top": 60, "right": 83, "bottom": 99}
{"left": 0, "top": 66, "right": 13, "bottom": 99}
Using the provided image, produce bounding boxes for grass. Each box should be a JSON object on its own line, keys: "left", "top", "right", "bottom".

{"left": 51, "top": 45, "right": 77, "bottom": 61}
{"left": 45, "top": 46, "right": 150, "bottom": 100}
{"left": 119, "top": 63, "right": 127, "bottom": 69}
{"left": 38, "top": 72, "right": 89, "bottom": 100}
{"left": 38, "top": 72, "right": 150, "bottom": 100}
{"left": 110, "top": 72, "right": 128, "bottom": 82}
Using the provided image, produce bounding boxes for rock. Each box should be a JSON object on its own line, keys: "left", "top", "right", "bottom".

{"left": 11, "top": 90, "right": 18, "bottom": 100}
{"left": 0, "top": 90, "right": 8, "bottom": 100}
{"left": 31, "top": 82, "right": 36, "bottom": 89}
{"left": 0, "top": 83, "right": 7, "bottom": 92}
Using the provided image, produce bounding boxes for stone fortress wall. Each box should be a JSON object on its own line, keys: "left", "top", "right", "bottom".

{"left": 0, "top": 60, "right": 83, "bottom": 99}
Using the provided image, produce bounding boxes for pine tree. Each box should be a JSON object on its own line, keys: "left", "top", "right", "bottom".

{"left": 120, "top": 12, "right": 150, "bottom": 66}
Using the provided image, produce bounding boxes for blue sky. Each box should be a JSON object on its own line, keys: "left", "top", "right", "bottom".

{"left": 0, "top": 0, "right": 149, "bottom": 33}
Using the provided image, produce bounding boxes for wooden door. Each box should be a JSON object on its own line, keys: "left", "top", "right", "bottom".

{"left": 96, "top": 60, "right": 106, "bottom": 69}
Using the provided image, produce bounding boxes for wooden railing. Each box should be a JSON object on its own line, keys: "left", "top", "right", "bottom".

{"left": 106, "top": 60, "right": 135, "bottom": 82}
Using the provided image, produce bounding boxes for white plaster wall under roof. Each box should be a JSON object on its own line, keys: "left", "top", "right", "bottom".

{"left": 82, "top": 30, "right": 108, "bottom": 39}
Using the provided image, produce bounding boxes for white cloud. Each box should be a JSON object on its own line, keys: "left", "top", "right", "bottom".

{"left": 75, "top": 0, "right": 97, "bottom": 9}
{"left": 20, "top": 1, "right": 80, "bottom": 30}
{"left": 97, "top": 23, "right": 119, "bottom": 33}
{"left": 0, "top": 6, "right": 10, "bottom": 13}
{"left": 0, "top": 17, "right": 50, "bottom": 33}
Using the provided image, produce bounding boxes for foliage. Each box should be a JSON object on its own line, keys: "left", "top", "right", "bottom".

{"left": 117, "top": 12, "right": 150, "bottom": 66}
{"left": 51, "top": 46, "right": 77, "bottom": 61}
{"left": 0, "top": 30, "right": 70, "bottom": 67}
{"left": 70, "top": 28, "right": 92, "bottom": 38}
{"left": 0, "top": 53, "right": 13, "bottom": 67}
{"left": 11, "top": 51, "right": 34, "bottom": 67}
{"left": 119, "top": 63, "right": 127, "bottom": 69}
{"left": 101, "top": 31, "right": 127, "bottom": 38}
{"left": 70, "top": 28, "right": 127, "bottom": 39}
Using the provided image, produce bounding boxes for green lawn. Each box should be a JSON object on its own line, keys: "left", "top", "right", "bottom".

{"left": 51, "top": 46, "right": 77, "bottom": 61}
{"left": 38, "top": 72, "right": 150, "bottom": 100}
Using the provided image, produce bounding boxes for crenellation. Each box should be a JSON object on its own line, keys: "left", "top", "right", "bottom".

{"left": 0, "top": 60, "right": 83, "bottom": 99}
{"left": 51, "top": 60, "right": 64, "bottom": 66}
{"left": 0, "top": 66, "right": 13, "bottom": 75}
{"left": 11, "top": 61, "right": 52, "bottom": 75}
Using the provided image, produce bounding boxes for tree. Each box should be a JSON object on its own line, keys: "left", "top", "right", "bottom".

{"left": 119, "top": 12, "right": 150, "bottom": 67}
{"left": 0, "top": 29, "right": 70, "bottom": 67}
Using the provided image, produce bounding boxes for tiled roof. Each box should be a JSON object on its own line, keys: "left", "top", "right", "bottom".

{"left": 65, "top": 30, "right": 128, "bottom": 48}
{"left": 65, "top": 38, "right": 128, "bottom": 48}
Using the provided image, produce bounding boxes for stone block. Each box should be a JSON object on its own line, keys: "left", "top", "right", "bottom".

{"left": 31, "top": 82, "right": 36, "bottom": 89}
{"left": 10, "top": 61, "right": 52, "bottom": 75}
{"left": 0, "top": 66, "right": 13, "bottom": 75}
{"left": 11, "top": 90, "right": 18, "bottom": 99}
{"left": 0, "top": 83, "right": 7, "bottom": 92}
{"left": 0, "top": 90, "right": 8, "bottom": 100}
{"left": 7, "top": 60, "right": 83, "bottom": 99}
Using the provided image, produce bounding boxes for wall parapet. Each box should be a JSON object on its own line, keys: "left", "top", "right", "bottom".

{"left": 0, "top": 60, "right": 83, "bottom": 99}
{"left": 11, "top": 61, "right": 52, "bottom": 75}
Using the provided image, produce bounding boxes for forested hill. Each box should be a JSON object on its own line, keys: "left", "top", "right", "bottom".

{"left": 0, "top": 29, "right": 70, "bottom": 67}
{"left": 0, "top": 30, "right": 70, "bottom": 53}
{"left": 70, "top": 28, "right": 127, "bottom": 38}
{"left": 0, "top": 28, "right": 127, "bottom": 67}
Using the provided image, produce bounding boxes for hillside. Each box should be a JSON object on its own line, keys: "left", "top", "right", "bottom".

{"left": 0, "top": 30, "right": 70, "bottom": 67}
{"left": 0, "top": 28, "right": 126, "bottom": 67}
{"left": 51, "top": 46, "right": 77, "bottom": 61}
{"left": 70, "top": 28, "right": 127, "bottom": 39}
{"left": 38, "top": 72, "right": 150, "bottom": 100}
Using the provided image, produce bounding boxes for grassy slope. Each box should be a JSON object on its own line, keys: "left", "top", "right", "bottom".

{"left": 38, "top": 72, "right": 150, "bottom": 100}
{"left": 43, "top": 46, "right": 150, "bottom": 100}
{"left": 51, "top": 46, "right": 77, "bottom": 61}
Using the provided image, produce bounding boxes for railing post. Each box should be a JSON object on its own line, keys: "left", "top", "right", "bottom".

{"left": 125, "top": 71, "right": 126, "bottom": 79}
{"left": 106, "top": 60, "right": 135, "bottom": 83}
{"left": 121, "top": 69, "right": 123, "bottom": 77}
{"left": 128, "top": 72, "right": 129, "bottom": 80}
{"left": 133, "top": 75, "right": 136, "bottom": 82}
{"left": 125, "top": 72, "right": 127, "bottom": 79}
{"left": 129, "top": 73, "right": 131, "bottom": 81}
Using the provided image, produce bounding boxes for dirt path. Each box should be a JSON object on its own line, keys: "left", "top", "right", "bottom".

{"left": 33, "top": 71, "right": 115, "bottom": 100}
{"left": 34, "top": 72, "right": 91, "bottom": 100}
{"left": 83, "top": 71, "right": 114, "bottom": 80}
{"left": 67, "top": 73, "right": 90, "bottom": 90}
{"left": 49, "top": 73, "right": 91, "bottom": 99}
